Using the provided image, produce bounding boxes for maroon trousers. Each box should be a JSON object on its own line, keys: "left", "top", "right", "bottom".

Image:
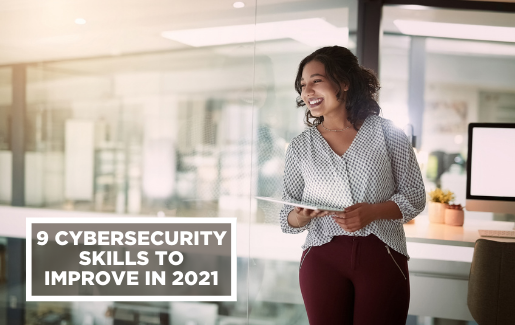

{"left": 299, "top": 234, "right": 410, "bottom": 325}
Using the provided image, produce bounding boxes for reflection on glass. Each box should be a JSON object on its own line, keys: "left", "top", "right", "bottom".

{"left": 381, "top": 5, "right": 515, "bottom": 222}
{"left": 250, "top": 1, "right": 357, "bottom": 324}
{"left": 0, "top": 0, "right": 361, "bottom": 323}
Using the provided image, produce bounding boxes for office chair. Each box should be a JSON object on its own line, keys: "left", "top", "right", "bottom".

{"left": 467, "top": 239, "right": 515, "bottom": 325}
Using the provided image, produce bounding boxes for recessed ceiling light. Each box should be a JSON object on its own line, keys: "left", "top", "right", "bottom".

{"left": 161, "top": 18, "right": 349, "bottom": 48}
{"left": 394, "top": 20, "right": 515, "bottom": 43}
{"left": 233, "top": 2, "right": 245, "bottom": 8}
{"left": 399, "top": 5, "right": 431, "bottom": 10}
{"left": 75, "top": 18, "right": 86, "bottom": 25}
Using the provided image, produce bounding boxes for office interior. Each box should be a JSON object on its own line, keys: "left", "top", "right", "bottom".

{"left": 0, "top": 0, "right": 514, "bottom": 324}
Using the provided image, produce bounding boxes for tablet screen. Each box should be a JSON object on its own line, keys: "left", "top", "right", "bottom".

{"left": 255, "top": 196, "right": 344, "bottom": 212}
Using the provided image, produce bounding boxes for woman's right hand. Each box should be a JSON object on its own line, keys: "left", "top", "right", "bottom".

{"left": 288, "top": 207, "right": 328, "bottom": 228}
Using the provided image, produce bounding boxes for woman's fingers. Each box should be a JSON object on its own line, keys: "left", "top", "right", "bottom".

{"left": 333, "top": 216, "right": 359, "bottom": 232}
{"left": 296, "top": 208, "right": 329, "bottom": 219}
{"left": 308, "top": 209, "right": 325, "bottom": 218}
{"left": 296, "top": 208, "right": 312, "bottom": 218}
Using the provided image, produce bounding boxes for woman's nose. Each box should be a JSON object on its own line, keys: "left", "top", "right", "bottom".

{"left": 303, "top": 84, "right": 314, "bottom": 97}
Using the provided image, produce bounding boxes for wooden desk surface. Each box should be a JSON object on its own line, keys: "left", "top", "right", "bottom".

{"left": 404, "top": 215, "right": 515, "bottom": 247}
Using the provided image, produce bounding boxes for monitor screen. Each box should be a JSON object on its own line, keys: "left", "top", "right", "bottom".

{"left": 466, "top": 123, "right": 515, "bottom": 214}
{"left": 469, "top": 126, "right": 515, "bottom": 198}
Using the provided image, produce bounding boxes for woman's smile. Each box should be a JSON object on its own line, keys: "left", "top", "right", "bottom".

{"left": 308, "top": 97, "right": 324, "bottom": 108}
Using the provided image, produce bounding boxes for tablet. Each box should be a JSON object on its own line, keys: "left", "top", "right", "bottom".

{"left": 255, "top": 196, "right": 344, "bottom": 212}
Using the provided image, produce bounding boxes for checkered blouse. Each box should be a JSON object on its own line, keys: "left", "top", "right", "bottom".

{"left": 279, "top": 114, "right": 426, "bottom": 258}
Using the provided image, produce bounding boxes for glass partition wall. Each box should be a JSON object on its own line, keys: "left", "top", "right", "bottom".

{"left": 380, "top": 5, "right": 515, "bottom": 223}
{"left": 0, "top": 0, "right": 357, "bottom": 324}
{"left": 253, "top": 1, "right": 357, "bottom": 199}
{"left": 250, "top": 2, "right": 357, "bottom": 323}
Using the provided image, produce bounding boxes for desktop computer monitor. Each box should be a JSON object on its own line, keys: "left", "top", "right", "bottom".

{"left": 466, "top": 123, "right": 515, "bottom": 219}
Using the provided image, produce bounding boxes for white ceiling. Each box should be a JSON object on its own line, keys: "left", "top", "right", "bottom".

{"left": 0, "top": 0, "right": 252, "bottom": 64}
{"left": 0, "top": 0, "right": 514, "bottom": 66}
{"left": 0, "top": 0, "right": 355, "bottom": 65}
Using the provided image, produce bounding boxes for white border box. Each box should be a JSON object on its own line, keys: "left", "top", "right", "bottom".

{"left": 26, "top": 217, "right": 237, "bottom": 302}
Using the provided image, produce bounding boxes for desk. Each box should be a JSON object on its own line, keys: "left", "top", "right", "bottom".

{"left": 405, "top": 215, "right": 515, "bottom": 247}
{"left": 402, "top": 215, "right": 515, "bottom": 263}
{"left": 403, "top": 215, "right": 514, "bottom": 322}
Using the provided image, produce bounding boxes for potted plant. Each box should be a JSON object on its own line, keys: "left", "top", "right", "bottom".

{"left": 445, "top": 204, "right": 465, "bottom": 226}
{"left": 427, "top": 188, "right": 454, "bottom": 224}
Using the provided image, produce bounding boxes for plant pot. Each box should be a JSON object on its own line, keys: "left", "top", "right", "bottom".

{"left": 428, "top": 202, "right": 448, "bottom": 224}
{"left": 445, "top": 209, "right": 464, "bottom": 226}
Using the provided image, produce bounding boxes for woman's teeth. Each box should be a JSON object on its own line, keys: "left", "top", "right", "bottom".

{"left": 309, "top": 98, "right": 323, "bottom": 106}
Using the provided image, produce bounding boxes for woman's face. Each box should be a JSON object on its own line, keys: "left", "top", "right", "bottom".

{"left": 300, "top": 60, "right": 347, "bottom": 118}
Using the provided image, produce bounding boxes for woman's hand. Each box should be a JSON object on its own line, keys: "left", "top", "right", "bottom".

{"left": 331, "top": 203, "right": 378, "bottom": 232}
{"left": 288, "top": 207, "right": 327, "bottom": 228}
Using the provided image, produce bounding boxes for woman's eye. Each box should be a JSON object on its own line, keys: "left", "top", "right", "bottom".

{"left": 313, "top": 79, "right": 322, "bottom": 83}
{"left": 300, "top": 84, "right": 306, "bottom": 88}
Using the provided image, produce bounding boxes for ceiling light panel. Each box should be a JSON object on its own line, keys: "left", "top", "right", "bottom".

{"left": 161, "top": 18, "right": 348, "bottom": 48}
{"left": 426, "top": 38, "right": 515, "bottom": 57}
{"left": 398, "top": 5, "right": 431, "bottom": 10}
{"left": 394, "top": 20, "right": 515, "bottom": 43}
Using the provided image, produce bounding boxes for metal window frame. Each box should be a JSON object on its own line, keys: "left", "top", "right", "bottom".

{"left": 11, "top": 65, "right": 26, "bottom": 207}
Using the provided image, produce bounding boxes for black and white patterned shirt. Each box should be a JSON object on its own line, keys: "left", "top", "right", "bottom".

{"left": 279, "top": 114, "right": 426, "bottom": 258}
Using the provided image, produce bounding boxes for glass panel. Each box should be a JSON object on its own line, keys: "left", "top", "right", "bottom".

{"left": 0, "top": 68, "right": 11, "bottom": 205}
{"left": 1, "top": 0, "right": 260, "bottom": 323}
{"left": 381, "top": 5, "right": 515, "bottom": 321}
{"left": 251, "top": 0, "right": 357, "bottom": 323}
{"left": 381, "top": 5, "right": 515, "bottom": 222}
{"left": 25, "top": 48, "right": 261, "bottom": 218}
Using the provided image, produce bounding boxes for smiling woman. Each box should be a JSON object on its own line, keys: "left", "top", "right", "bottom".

{"left": 280, "top": 45, "right": 426, "bottom": 325}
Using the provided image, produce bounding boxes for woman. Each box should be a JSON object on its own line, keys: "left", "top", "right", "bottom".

{"left": 279, "top": 46, "right": 426, "bottom": 324}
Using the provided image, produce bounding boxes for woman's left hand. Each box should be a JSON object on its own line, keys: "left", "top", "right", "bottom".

{"left": 330, "top": 203, "right": 378, "bottom": 232}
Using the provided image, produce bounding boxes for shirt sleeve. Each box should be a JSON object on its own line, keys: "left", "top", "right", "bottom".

{"left": 279, "top": 140, "right": 310, "bottom": 234}
{"left": 383, "top": 120, "right": 426, "bottom": 224}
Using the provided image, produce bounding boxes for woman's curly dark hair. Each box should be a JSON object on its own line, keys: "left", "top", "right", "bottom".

{"left": 294, "top": 46, "right": 381, "bottom": 130}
